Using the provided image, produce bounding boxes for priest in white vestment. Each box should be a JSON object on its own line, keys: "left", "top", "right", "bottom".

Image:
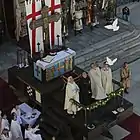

{"left": 101, "top": 62, "right": 113, "bottom": 94}
{"left": 25, "top": 124, "right": 42, "bottom": 140}
{"left": 10, "top": 113, "right": 23, "bottom": 140}
{"left": 88, "top": 63, "right": 107, "bottom": 100}
{"left": 64, "top": 76, "right": 80, "bottom": 115}
{"left": 11, "top": 105, "right": 22, "bottom": 125}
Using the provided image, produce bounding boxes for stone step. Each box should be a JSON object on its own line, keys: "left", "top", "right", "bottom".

{"left": 75, "top": 29, "right": 140, "bottom": 66}
{"left": 82, "top": 43, "right": 140, "bottom": 71}
{"left": 76, "top": 35, "right": 140, "bottom": 71}
{"left": 75, "top": 29, "right": 135, "bottom": 59}
{"left": 112, "top": 44, "right": 140, "bottom": 71}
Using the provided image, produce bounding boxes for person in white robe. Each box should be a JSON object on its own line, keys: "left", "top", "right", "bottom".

{"left": 64, "top": 76, "right": 80, "bottom": 115}
{"left": 74, "top": 10, "right": 83, "bottom": 31}
{"left": 88, "top": 63, "right": 107, "bottom": 100}
{"left": 1, "top": 129, "right": 12, "bottom": 140}
{"left": 101, "top": 62, "right": 113, "bottom": 94}
{"left": 1, "top": 114, "right": 9, "bottom": 133}
{"left": 10, "top": 113, "right": 23, "bottom": 140}
{"left": 11, "top": 105, "right": 22, "bottom": 125}
{"left": 25, "top": 124, "right": 42, "bottom": 140}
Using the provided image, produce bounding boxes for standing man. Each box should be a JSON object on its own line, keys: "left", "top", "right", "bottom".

{"left": 79, "top": 72, "right": 91, "bottom": 105}
{"left": 101, "top": 62, "right": 113, "bottom": 94}
{"left": 0, "top": 110, "right": 2, "bottom": 135}
{"left": 10, "top": 113, "right": 23, "bottom": 140}
{"left": 122, "top": 6, "right": 130, "bottom": 21}
{"left": 120, "top": 62, "right": 131, "bottom": 94}
{"left": 88, "top": 62, "right": 107, "bottom": 100}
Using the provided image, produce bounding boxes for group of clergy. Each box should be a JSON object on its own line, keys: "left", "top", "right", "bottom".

{"left": 0, "top": 105, "right": 42, "bottom": 140}
{"left": 64, "top": 61, "right": 113, "bottom": 117}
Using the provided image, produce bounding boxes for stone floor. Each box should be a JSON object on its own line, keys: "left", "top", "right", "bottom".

{"left": 66, "top": 20, "right": 130, "bottom": 53}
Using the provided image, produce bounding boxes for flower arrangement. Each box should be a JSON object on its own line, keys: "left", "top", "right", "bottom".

{"left": 87, "top": 88, "right": 124, "bottom": 110}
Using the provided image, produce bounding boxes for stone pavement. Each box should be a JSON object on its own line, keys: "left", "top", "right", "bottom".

{"left": 113, "top": 59, "right": 140, "bottom": 116}
{"left": 117, "top": 1, "right": 140, "bottom": 27}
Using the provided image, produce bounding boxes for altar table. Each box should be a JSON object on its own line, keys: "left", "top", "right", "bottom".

{"left": 34, "top": 48, "right": 76, "bottom": 82}
{"left": 19, "top": 103, "right": 41, "bottom": 126}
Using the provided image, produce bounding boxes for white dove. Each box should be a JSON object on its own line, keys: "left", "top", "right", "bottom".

{"left": 104, "top": 18, "right": 119, "bottom": 31}
{"left": 106, "top": 57, "right": 117, "bottom": 66}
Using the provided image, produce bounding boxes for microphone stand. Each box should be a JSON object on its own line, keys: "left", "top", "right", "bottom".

{"left": 117, "top": 90, "right": 125, "bottom": 113}
{"left": 56, "top": 35, "right": 60, "bottom": 50}
{"left": 87, "top": 107, "right": 95, "bottom": 130}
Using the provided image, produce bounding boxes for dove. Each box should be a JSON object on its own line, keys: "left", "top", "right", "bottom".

{"left": 106, "top": 57, "right": 117, "bottom": 66}
{"left": 104, "top": 18, "right": 119, "bottom": 31}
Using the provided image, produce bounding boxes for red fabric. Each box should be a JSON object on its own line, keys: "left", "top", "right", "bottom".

{"left": 26, "top": 2, "right": 41, "bottom": 54}
{"left": 119, "top": 114, "right": 140, "bottom": 140}
{"left": 0, "top": 78, "right": 20, "bottom": 112}
{"left": 49, "top": 0, "right": 61, "bottom": 47}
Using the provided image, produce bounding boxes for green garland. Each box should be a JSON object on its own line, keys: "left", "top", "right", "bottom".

{"left": 87, "top": 88, "right": 124, "bottom": 110}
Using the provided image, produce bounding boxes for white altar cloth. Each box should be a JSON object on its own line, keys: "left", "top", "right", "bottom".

{"left": 36, "top": 48, "right": 76, "bottom": 70}
{"left": 19, "top": 103, "right": 41, "bottom": 126}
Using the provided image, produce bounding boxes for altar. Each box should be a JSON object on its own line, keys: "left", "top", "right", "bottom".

{"left": 33, "top": 48, "right": 76, "bottom": 82}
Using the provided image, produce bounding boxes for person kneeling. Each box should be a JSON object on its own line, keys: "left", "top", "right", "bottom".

{"left": 25, "top": 124, "right": 42, "bottom": 140}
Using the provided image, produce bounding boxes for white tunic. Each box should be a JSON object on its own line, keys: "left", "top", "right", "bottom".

{"left": 25, "top": 128, "right": 42, "bottom": 140}
{"left": 64, "top": 82, "right": 80, "bottom": 114}
{"left": 88, "top": 67, "right": 107, "bottom": 100}
{"left": 10, "top": 120, "right": 23, "bottom": 140}
{"left": 74, "top": 10, "right": 83, "bottom": 31}
{"left": 101, "top": 67, "right": 113, "bottom": 94}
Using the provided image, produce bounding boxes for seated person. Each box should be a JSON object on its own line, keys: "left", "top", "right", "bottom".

{"left": 79, "top": 72, "right": 91, "bottom": 105}
{"left": 1, "top": 128, "right": 12, "bottom": 140}
{"left": 1, "top": 114, "right": 10, "bottom": 133}
{"left": 25, "top": 124, "right": 42, "bottom": 140}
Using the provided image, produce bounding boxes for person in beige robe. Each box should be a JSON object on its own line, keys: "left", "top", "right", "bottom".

{"left": 101, "top": 62, "right": 113, "bottom": 94}
{"left": 88, "top": 63, "right": 107, "bottom": 100}
{"left": 64, "top": 76, "right": 80, "bottom": 116}
{"left": 120, "top": 62, "right": 131, "bottom": 94}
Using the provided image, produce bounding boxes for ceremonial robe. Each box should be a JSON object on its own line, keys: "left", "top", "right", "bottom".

{"left": 74, "top": 10, "right": 83, "bottom": 31}
{"left": 25, "top": 128, "right": 42, "bottom": 140}
{"left": 64, "top": 82, "right": 80, "bottom": 114}
{"left": 79, "top": 77, "right": 91, "bottom": 105}
{"left": 88, "top": 67, "right": 107, "bottom": 100}
{"left": 86, "top": 0, "right": 93, "bottom": 25}
{"left": 101, "top": 67, "right": 113, "bottom": 94}
{"left": 10, "top": 120, "right": 23, "bottom": 140}
{"left": 120, "top": 67, "right": 131, "bottom": 89}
